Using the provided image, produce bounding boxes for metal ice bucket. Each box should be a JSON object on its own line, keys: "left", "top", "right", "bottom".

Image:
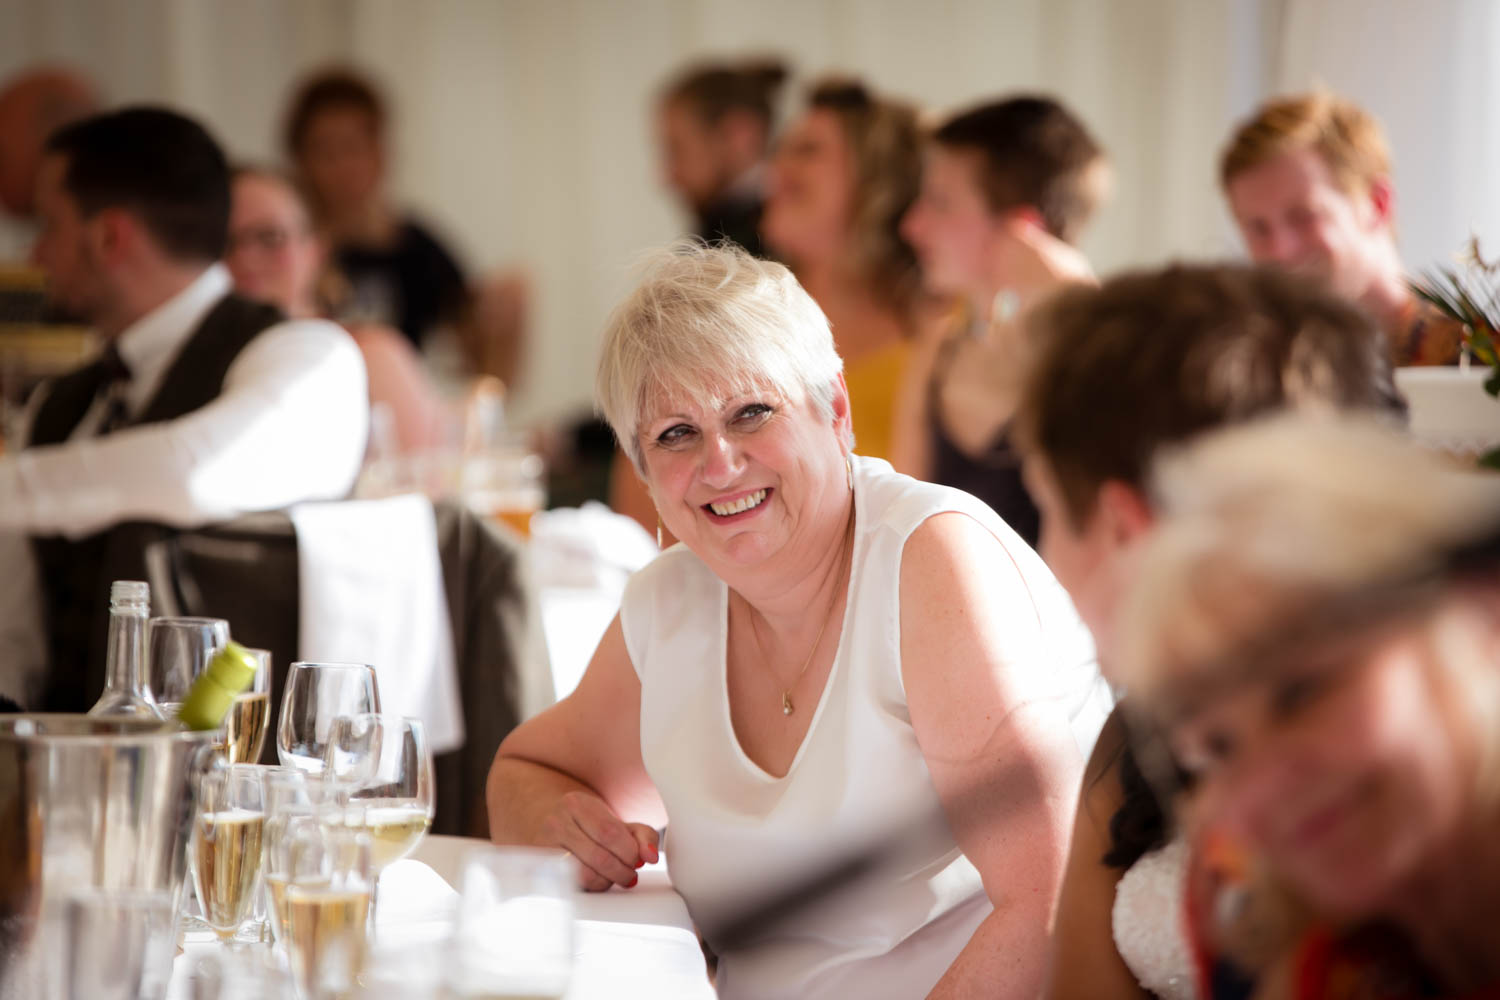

{"left": 0, "top": 715, "right": 216, "bottom": 1000}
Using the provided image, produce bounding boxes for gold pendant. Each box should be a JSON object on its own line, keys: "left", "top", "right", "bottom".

{"left": 781, "top": 691, "right": 794, "bottom": 716}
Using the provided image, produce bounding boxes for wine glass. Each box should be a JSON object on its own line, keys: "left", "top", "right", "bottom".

{"left": 262, "top": 768, "right": 341, "bottom": 948}
{"left": 281, "top": 814, "right": 375, "bottom": 1000}
{"left": 322, "top": 714, "right": 435, "bottom": 873}
{"left": 147, "top": 616, "right": 229, "bottom": 716}
{"left": 192, "top": 765, "right": 267, "bottom": 942}
{"left": 219, "top": 647, "right": 271, "bottom": 765}
{"left": 276, "top": 663, "right": 381, "bottom": 775}
{"left": 444, "top": 847, "right": 576, "bottom": 1000}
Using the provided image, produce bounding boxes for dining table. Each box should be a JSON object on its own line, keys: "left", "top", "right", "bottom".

{"left": 167, "top": 834, "right": 717, "bottom": 999}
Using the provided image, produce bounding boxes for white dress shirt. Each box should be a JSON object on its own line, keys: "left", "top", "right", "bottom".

{"left": 0, "top": 265, "right": 366, "bottom": 705}
{"left": 2, "top": 264, "right": 369, "bottom": 538}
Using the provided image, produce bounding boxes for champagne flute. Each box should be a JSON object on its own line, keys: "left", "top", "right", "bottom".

{"left": 444, "top": 847, "right": 576, "bottom": 1000}
{"left": 283, "top": 814, "right": 375, "bottom": 1000}
{"left": 323, "top": 715, "right": 435, "bottom": 872}
{"left": 263, "top": 768, "right": 341, "bottom": 947}
{"left": 192, "top": 764, "right": 267, "bottom": 942}
{"left": 147, "top": 616, "right": 229, "bottom": 716}
{"left": 219, "top": 647, "right": 272, "bottom": 765}
{"left": 276, "top": 662, "right": 381, "bottom": 775}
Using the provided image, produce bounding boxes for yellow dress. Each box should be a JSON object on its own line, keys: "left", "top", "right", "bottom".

{"left": 843, "top": 339, "right": 911, "bottom": 463}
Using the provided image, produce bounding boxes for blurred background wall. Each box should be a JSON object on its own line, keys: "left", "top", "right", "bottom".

{"left": 3, "top": 0, "right": 1497, "bottom": 425}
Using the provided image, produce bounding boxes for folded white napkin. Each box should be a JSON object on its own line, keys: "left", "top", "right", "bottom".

{"left": 289, "top": 495, "right": 465, "bottom": 754}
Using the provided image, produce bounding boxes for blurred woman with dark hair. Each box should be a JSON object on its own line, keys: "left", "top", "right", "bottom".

{"left": 898, "top": 96, "right": 1107, "bottom": 547}
{"left": 657, "top": 58, "right": 787, "bottom": 256}
{"left": 761, "top": 77, "right": 928, "bottom": 467}
{"left": 284, "top": 67, "right": 526, "bottom": 389}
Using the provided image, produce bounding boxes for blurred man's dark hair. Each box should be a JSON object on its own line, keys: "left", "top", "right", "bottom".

{"left": 45, "top": 106, "right": 230, "bottom": 262}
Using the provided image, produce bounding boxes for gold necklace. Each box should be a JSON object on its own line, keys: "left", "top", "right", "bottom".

{"left": 760, "top": 504, "right": 854, "bottom": 717}
{"left": 774, "top": 612, "right": 831, "bottom": 717}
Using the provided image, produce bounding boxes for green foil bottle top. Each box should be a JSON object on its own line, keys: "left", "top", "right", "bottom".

{"left": 176, "top": 641, "right": 259, "bottom": 731}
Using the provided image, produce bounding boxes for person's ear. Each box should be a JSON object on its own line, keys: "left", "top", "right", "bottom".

{"left": 1094, "top": 479, "right": 1154, "bottom": 548}
{"left": 88, "top": 208, "right": 138, "bottom": 270}
{"left": 830, "top": 373, "right": 853, "bottom": 445}
{"left": 1364, "top": 175, "right": 1395, "bottom": 231}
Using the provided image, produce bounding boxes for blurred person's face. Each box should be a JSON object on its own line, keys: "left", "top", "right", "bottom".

{"left": 1166, "top": 614, "right": 1478, "bottom": 920}
{"left": 1024, "top": 457, "right": 1149, "bottom": 673}
{"left": 901, "top": 146, "right": 1002, "bottom": 298}
{"left": 638, "top": 377, "right": 851, "bottom": 572}
{"left": 30, "top": 153, "right": 108, "bottom": 322}
{"left": 657, "top": 100, "right": 731, "bottom": 212}
{"left": 762, "top": 109, "right": 854, "bottom": 264}
{"left": 1226, "top": 148, "right": 1392, "bottom": 303}
{"left": 296, "top": 106, "right": 384, "bottom": 219}
{"left": 226, "top": 173, "right": 324, "bottom": 317}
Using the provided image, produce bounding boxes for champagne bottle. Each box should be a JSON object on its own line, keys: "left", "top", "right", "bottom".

{"left": 88, "top": 580, "right": 162, "bottom": 719}
{"left": 176, "top": 641, "right": 260, "bottom": 732}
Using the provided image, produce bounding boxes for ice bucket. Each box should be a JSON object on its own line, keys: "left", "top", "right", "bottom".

{"left": 0, "top": 715, "right": 216, "bottom": 1000}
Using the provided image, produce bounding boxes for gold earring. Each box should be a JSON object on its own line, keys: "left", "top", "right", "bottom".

{"left": 846, "top": 454, "right": 854, "bottom": 491}
{"left": 656, "top": 515, "right": 664, "bottom": 549}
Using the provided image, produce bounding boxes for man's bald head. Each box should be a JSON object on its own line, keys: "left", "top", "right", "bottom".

{"left": 0, "top": 67, "right": 100, "bottom": 217}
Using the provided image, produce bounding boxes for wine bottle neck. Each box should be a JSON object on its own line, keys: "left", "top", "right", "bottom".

{"left": 102, "top": 603, "right": 149, "bottom": 695}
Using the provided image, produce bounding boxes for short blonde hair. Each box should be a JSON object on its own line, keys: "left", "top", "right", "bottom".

{"left": 1118, "top": 414, "right": 1500, "bottom": 788}
{"left": 1219, "top": 91, "right": 1390, "bottom": 197}
{"left": 595, "top": 240, "right": 846, "bottom": 470}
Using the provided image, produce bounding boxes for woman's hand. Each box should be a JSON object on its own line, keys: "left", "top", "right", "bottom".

{"left": 487, "top": 618, "right": 668, "bottom": 890}
{"left": 540, "top": 789, "right": 661, "bottom": 891}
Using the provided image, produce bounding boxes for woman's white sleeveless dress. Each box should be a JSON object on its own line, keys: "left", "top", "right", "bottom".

{"left": 620, "top": 456, "right": 1108, "bottom": 998}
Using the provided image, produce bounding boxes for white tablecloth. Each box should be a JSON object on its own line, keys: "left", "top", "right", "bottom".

{"left": 168, "top": 835, "right": 715, "bottom": 999}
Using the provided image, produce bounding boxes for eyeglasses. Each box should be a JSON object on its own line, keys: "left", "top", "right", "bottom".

{"left": 227, "top": 226, "right": 308, "bottom": 254}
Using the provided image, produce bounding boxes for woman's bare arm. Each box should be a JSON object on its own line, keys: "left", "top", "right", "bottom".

{"left": 488, "top": 616, "right": 667, "bottom": 889}
{"left": 900, "top": 512, "right": 1084, "bottom": 1000}
{"left": 1044, "top": 710, "right": 1151, "bottom": 999}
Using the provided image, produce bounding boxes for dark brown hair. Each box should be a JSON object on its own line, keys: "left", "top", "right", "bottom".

{"left": 933, "top": 95, "right": 1107, "bottom": 245}
{"left": 47, "top": 106, "right": 229, "bottom": 262}
{"left": 662, "top": 58, "right": 788, "bottom": 130}
{"left": 1015, "top": 263, "right": 1407, "bottom": 527}
{"left": 283, "top": 67, "right": 387, "bottom": 158}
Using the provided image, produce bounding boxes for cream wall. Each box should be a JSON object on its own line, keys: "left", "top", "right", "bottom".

{"left": 2, "top": 0, "right": 1494, "bottom": 424}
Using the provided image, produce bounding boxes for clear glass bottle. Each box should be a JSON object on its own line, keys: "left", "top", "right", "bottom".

{"left": 88, "top": 580, "right": 163, "bottom": 719}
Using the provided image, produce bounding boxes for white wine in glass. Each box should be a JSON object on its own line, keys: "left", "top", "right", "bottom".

{"left": 322, "top": 714, "right": 435, "bottom": 875}
{"left": 192, "top": 766, "right": 267, "bottom": 942}
{"left": 281, "top": 820, "right": 374, "bottom": 1000}
{"left": 336, "top": 800, "right": 432, "bottom": 869}
{"left": 286, "top": 885, "right": 371, "bottom": 997}
{"left": 221, "top": 692, "right": 270, "bottom": 764}
{"left": 218, "top": 648, "right": 272, "bottom": 764}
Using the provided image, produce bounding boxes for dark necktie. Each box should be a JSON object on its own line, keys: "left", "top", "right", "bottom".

{"left": 95, "top": 344, "right": 132, "bottom": 436}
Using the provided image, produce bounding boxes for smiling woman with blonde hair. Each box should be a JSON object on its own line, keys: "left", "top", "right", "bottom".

{"left": 1118, "top": 414, "right": 1500, "bottom": 997}
{"left": 488, "top": 241, "right": 1105, "bottom": 999}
